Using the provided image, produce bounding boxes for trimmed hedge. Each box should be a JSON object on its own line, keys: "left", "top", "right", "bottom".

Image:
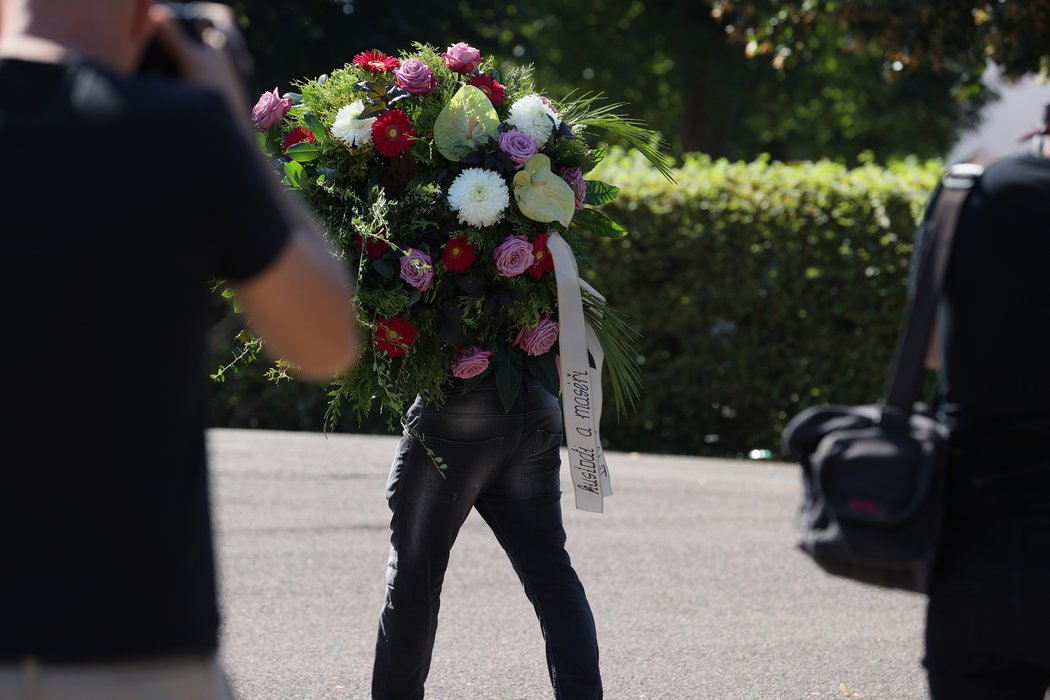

{"left": 209, "top": 151, "right": 944, "bottom": 457}
{"left": 583, "top": 150, "right": 942, "bottom": 456}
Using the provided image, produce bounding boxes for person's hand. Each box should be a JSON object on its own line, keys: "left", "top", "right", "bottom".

{"left": 147, "top": 3, "right": 251, "bottom": 119}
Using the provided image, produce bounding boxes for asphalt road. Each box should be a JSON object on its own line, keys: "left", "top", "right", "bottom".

{"left": 208, "top": 428, "right": 929, "bottom": 700}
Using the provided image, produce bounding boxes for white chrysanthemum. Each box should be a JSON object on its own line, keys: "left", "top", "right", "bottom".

{"left": 447, "top": 168, "right": 511, "bottom": 228}
{"left": 507, "top": 94, "right": 561, "bottom": 145}
{"left": 331, "top": 100, "right": 375, "bottom": 147}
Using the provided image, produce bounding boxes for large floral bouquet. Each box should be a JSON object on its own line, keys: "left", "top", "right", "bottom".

{"left": 246, "top": 42, "right": 671, "bottom": 429}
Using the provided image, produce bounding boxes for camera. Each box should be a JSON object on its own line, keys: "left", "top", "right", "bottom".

{"left": 137, "top": 2, "right": 254, "bottom": 86}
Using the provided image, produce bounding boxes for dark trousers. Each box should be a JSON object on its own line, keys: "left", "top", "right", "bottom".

{"left": 371, "top": 384, "right": 602, "bottom": 700}
{"left": 924, "top": 512, "right": 1050, "bottom": 699}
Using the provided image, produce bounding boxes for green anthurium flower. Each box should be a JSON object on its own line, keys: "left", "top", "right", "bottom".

{"left": 512, "top": 154, "right": 576, "bottom": 227}
{"left": 433, "top": 85, "right": 500, "bottom": 162}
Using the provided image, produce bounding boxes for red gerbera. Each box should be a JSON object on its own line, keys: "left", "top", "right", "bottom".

{"left": 352, "top": 50, "right": 400, "bottom": 74}
{"left": 467, "top": 74, "right": 507, "bottom": 106}
{"left": 526, "top": 233, "right": 555, "bottom": 278}
{"left": 374, "top": 316, "right": 417, "bottom": 357}
{"left": 355, "top": 234, "right": 389, "bottom": 260}
{"left": 282, "top": 127, "right": 316, "bottom": 152}
{"left": 371, "top": 109, "right": 416, "bottom": 158}
{"left": 442, "top": 236, "right": 478, "bottom": 272}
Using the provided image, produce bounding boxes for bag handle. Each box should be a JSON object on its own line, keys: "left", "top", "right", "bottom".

{"left": 882, "top": 163, "right": 985, "bottom": 411}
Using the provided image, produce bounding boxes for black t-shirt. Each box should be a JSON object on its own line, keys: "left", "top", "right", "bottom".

{"left": 917, "top": 154, "right": 1050, "bottom": 511}
{"left": 0, "top": 56, "right": 291, "bottom": 661}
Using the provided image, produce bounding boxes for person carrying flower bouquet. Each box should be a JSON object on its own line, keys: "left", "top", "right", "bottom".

{"left": 246, "top": 37, "right": 672, "bottom": 700}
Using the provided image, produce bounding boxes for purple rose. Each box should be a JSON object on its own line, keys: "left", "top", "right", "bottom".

{"left": 493, "top": 235, "right": 535, "bottom": 277}
{"left": 561, "top": 166, "right": 588, "bottom": 210}
{"left": 451, "top": 346, "right": 493, "bottom": 379}
{"left": 514, "top": 318, "right": 559, "bottom": 357}
{"left": 399, "top": 249, "right": 434, "bottom": 291}
{"left": 442, "top": 42, "right": 483, "bottom": 73}
{"left": 499, "top": 129, "right": 539, "bottom": 169}
{"left": 252, "top": 87, "right": 293, "bottom": 130}
{"left": 395, "top": 59, "right": 436, "bottom": 95}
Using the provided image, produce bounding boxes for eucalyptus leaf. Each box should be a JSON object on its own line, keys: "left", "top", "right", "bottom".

{"left": 583, "top": 180, "right": 620, "bottom": 206}
{"left": 285, "top": 142, "right": 320, "bottom": 163}
{"left": 512, "top": 154, "right": 576, "bottom": 227}
{"left": 433, "top": 85, "right": 501, "bottom": 162}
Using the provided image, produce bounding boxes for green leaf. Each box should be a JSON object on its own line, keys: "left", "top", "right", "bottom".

{"left": 460, "top": 369, "right": 491, "bottom": 394}
{"left": 302, "top": 112, "right": 327, "bottom": 144}
{"left": 556, "top": 92, "right": 675, "bottom": 183}
{"left": 282, "top": 92, "right": 303, "bottom": 105}
{"left": 583, "top": 180, "right": 620, "bottom": 206}
{"left": 283, "top": 160, "right": 307, "bottom": 189}
{"left": 433, "top": 84, "right": 501, "bottom": 162}
{"left": 371, "top": 259, "right": 394, "bottom": 279}
{"left": 572, "top": 207, "right": 628, "bottom": 239}
{"left": 513, "top": 154, "right": 577, "bottom": 227}
{"left": 285, "top": 142, "right": 320, "bottom": 163}
{"left": 526, "top": 353, "right": 560, "bottom": 398}
{"left": 493, "top": 344, "right": 523, "bottom": 413}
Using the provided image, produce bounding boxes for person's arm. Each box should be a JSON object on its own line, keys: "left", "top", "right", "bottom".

{"left": 925, "top": 323, "right": 939, "bottom": 370}
{"left": 150, "top": 6, "right": 360, "bottom": 380}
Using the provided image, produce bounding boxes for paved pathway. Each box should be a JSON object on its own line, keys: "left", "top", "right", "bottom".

{"left": 209, "top": 428, "right": 929, "bottom": 700}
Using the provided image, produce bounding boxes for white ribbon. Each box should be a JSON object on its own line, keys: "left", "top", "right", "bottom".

{"left": 547, "top": 232, "right": 612, "bottom": 513}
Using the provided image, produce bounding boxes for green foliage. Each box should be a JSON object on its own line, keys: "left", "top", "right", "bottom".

{"left": 712, "top": 0, "right": 1050, "bottom": 90}
{"left": 210, "top": 147, "right": 945, "bottom": 458}
{"left": 233, "top": 0, "right": 992, "bottom": 165}
{"left": 455, "top": 1, "right": 986, "bottom": 161}
{"left": 577, "top": 148, "right": 942, "bottom": 457}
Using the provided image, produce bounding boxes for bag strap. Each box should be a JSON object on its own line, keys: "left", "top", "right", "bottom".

{"left": 883, "top": 163, "right": 986, "bottom": 411}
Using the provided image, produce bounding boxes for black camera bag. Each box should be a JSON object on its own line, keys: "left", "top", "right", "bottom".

{"left": 782, "top": 163, "right": 985, "bottom": 594}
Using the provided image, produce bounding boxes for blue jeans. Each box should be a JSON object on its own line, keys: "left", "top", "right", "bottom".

{"left": 371, "top": 383, "right": 602, "bottom": 700}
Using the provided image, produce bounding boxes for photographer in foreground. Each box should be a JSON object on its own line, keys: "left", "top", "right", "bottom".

{"left": 0, "top": 1, "right": 358, "bottom": 697}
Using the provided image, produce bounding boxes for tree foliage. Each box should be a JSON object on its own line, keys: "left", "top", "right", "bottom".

{"left": 227, "top": 1, "right": 1021, "bottom": 161}
{"left": 455, "top": 1, "right": 990, "bottom": 161}
{"left": 711, "top": 0, "right": 1050, "bottom": 95}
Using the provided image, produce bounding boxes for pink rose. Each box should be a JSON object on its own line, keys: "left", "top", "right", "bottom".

{"left": 442, "top": 42, "right": 483, "bottom": 73}
{"left": 451, "top": 346, "right": 493, "bottom": 379}
{"left": 395, "top": 58, "right": 437, "bottom": 95}
{"left": 514, "top": 318, "right": 559, "bottom": 357}
{"left": 499, "top": 129, "right": 539, "bottom": 169}
{"left": 252, "top": 87, "right": 293, "bottom": 130}
{"left": 493, "top": 235, "right": 535, "bottom": 277}
{"left": 399, "top": 249, "right": 434, "bottom": 291}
